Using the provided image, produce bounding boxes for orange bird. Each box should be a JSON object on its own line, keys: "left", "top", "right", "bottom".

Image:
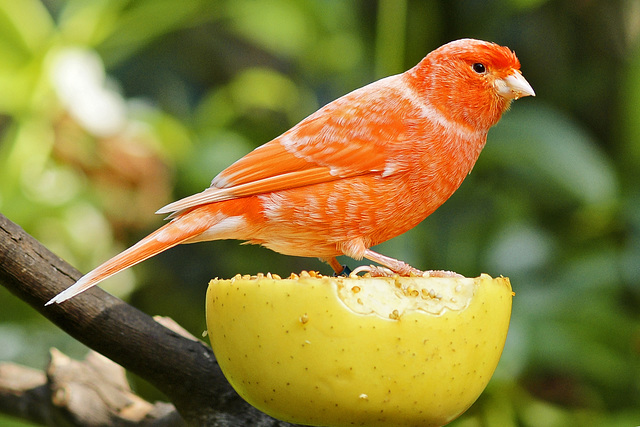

{"left": 47, "top": 38, "right": 534, "bottom": 305}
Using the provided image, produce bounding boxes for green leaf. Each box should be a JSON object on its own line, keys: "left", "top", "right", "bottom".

{"left": 228, "top": 0, "right": 314, "bottom": 57}
{"left": 486, "top": 103, "right": 618, "bottom": 206}
{"left": 97, "top": 0, "right": 217, "bottom": 66}
{"left": 0, "top": 0, "right": 53, "bottom": 60}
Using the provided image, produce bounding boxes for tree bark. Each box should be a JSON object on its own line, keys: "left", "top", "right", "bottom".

{"left": 0, "top": 349, "right": 184, "bottom": 426}
{"left": 0, "top": 213, "right": 296, "bottom": 426}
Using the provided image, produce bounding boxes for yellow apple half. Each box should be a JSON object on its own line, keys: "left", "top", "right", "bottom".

{"left": 205, "top": 272, "right": 512, "bottom": 426}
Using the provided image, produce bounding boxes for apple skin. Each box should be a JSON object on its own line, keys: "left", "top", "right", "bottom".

{"left": 206, "top": 274, "right": 512, "bottom": 426}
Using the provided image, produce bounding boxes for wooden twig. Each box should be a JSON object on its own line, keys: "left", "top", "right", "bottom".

{"left": 0, "top": 213, "right": 296, "bottom": 426}
{"left": 0, "top": 362, "right": 50, "bottom": 425}
{"left": 0, "top": 350, "right": 183, "bottom": 426}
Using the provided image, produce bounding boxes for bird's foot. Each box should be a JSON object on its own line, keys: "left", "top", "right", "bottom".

{"left": 350, "top": 265, "right": 464, "bottom": 278}
{"left": 360, "top": 249, "right": 464, "bottom": 278}
{"left": 350, "top": 265, "right": 395, "bottom": 277}
{"left": 333, "top": 265, "right": 352, "bottom": 277}
{"left": 325, "top": 257, "right": 353, "bottom": 276}
{"left": 421, "top": 269, "right": 464, "bottom": 278}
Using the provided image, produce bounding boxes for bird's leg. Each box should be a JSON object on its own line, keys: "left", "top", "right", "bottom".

{"left": 325, "top": 257, "right": 352, "bottom": 276}
{"left": 361, "top": 249, "right": 423, "bottom": 276}
{"left": 360, "top": 249, "right": 463, "bottom": 278}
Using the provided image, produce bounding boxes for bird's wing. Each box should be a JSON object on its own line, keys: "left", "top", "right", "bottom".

{"left": 157, "top": 78, "right": 408, "bottom": 215}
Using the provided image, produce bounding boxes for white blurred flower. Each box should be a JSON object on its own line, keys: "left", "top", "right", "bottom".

{"left": 50, "top": 47, "right": 127, "bottom": 137}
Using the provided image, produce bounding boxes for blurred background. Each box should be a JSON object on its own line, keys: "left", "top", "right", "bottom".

{"left": 0, "top": 0, "right": 638, "bottom": 425}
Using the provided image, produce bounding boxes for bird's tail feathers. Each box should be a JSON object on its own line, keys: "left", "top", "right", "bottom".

{"left": 45, "top": 216, "right": 209, "bottom": 305}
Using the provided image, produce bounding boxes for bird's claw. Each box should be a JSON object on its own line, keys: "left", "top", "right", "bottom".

{"left": 349, "top": 265, "right": 464, "bottom": 278}
{"left": 333, "top": 265, "right": 352, "bottom": 277}
{"left": 422, "top": 269, "right": 465, "bottom": 278}
{"left": 350, "top": 265, "right": 399, "bottom": 277}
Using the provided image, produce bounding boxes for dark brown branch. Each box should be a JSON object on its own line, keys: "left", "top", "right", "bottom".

{"left": 0, "top": 213, "right": 296, "bottom": 426}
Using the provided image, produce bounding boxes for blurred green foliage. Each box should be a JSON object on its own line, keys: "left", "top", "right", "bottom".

{"left": 0, "top": 0, "right": 639, "bottom": 426}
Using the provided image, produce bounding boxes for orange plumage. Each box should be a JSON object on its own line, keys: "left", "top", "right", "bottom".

{"left": 47, "top": 38, "right": 534, "bottom": 305}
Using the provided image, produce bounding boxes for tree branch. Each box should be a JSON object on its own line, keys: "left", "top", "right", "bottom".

{"left": 0, "top": 362, "right": 50, "bottom": 425}
{"left": 0, "top": 350, "right": 183, "bottom": 426}
{"left": 0, "top": 213, "right": 296, "bottom": 426}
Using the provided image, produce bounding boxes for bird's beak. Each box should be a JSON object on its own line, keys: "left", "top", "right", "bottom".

{"left": 496, "top": 70, "right": 535, "bottom": 100}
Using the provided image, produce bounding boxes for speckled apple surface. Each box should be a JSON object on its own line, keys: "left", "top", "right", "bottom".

{"left": 206, "top": 273, "right": 512, "bottom": 426}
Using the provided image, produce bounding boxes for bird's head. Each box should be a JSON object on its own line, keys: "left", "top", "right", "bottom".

{"left": 407, "top": 38, "right": 535, "bottom": 131}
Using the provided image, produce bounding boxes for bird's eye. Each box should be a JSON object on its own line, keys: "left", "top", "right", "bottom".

{"left": 472, "top": 63, "right": 486, "bottom": 74}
